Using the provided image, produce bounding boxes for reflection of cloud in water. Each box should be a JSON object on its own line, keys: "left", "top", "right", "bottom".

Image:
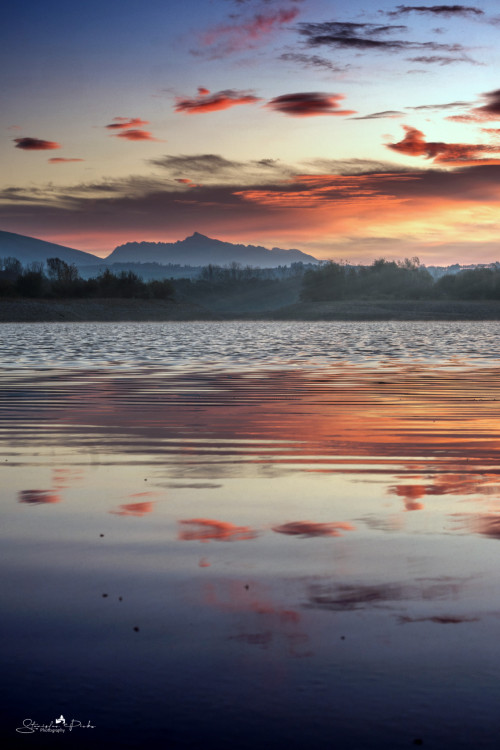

{"left": 161, "top": 483, "right": 223, "bottom": 489}
{"left": 389, "top": 474, "right": 500, "bottom": 507}
{"left": 18, "top": 490, "right": 62, "bottom": 504}
{"left": 389, "top": 484, "right": 425, "bottom": 511}
{"left": 51, "top": 468, "right": 85, "bottom": 490}
{"left": 4, "top": 366, "right": 500, "bottom": 477}
{"left": 399, "top": 615, "right": 479, "bottom": 625}
{"left": 178, "top": 518, "right": 257, "bottom": 542}
{"left": 454, "top": 513, "right": 500, "bottom": 540}
{"left": 202, "top": 580, "right": 311, "bottom": 657}
{"left": 306, "top": 577, "right": 464, "bottom": 612}
{"left": 272, "top": 521, "right": 355, "bottom": 538}
{"left": 110, "top": 501, "right": 156, "bottom": 517}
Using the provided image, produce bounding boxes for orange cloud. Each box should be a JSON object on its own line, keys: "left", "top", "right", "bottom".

{"left": 48, "top": 158, "right": 84, "bottom": 164}
{"left": 178, "top": 518, "right": 257, "bottom": 542}
{"left": 272, "top": 521, "right": 355, "bottom": 537}
{"left": 114, "top": 129, "right": 159, "bottom": 141}
{"left": 387, "top": 125, "right": 500, "bottom": 165}
{"left": 18, "top": 490, "right": 62, "bottom": 504}
{"left": 14, "top": 137, "right": 61, "bottom": 150}
{"left": 110, "top": 501, "right": 156, "bottom": 516}
{"left": 175, "top": 88, "right": 261, "bottom": 114}
{"left": 266, "top": 92, "right": 356, "bottom": 117}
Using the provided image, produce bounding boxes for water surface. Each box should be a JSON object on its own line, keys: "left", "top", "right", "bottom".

{"left": 1, "top": 321, "right": 500, "bottom": 748}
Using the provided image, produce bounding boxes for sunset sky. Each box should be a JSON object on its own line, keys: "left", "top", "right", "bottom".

{"left": 3, "top": 0, "right": 500, "bottom": 262}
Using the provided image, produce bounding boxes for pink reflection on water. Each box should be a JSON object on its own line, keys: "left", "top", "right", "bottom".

{"left": 110, "top": 501, "right": 156, "bottom": 517}
{"left": 178, "top": 518, "right": 258, "bottom": 542}
{"left": 18, "top": 490, "right": 62, "bottom": 504}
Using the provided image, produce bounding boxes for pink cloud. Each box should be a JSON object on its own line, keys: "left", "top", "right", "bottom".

{"left": 198, "top": 7, "right": 300, "bottom": 56}
{"left": 48, "top": 158, "right": 84, "bottom": 164}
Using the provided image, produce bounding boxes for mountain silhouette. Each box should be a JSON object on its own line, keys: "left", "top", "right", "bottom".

{"left": 107, "top": 232, "right": 318, "bottom": 267}
{"left": 0, "top": 230, "right": 98, "bottom": 265}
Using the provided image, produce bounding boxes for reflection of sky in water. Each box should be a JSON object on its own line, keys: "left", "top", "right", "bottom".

{"left": 2, "top": 325, "right": 500, "bottom": 747}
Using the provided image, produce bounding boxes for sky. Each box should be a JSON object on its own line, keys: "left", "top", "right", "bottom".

{"left": 2, "top": 0, "right": 500, "bottom": 262}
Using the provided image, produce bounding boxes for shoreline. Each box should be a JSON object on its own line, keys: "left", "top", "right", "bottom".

{"left": 2, "top": 297, "right": 500, "bottom": 322}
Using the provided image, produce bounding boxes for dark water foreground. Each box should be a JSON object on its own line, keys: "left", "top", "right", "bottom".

{"left": 1, "top": 322, "right": 500, "bottom": 748}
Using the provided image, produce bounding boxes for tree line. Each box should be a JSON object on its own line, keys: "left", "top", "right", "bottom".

{"left": 0, "top": 257, "right": 174, "bottom": 299}
{"left": 300, "top": 258, "right": 500, "bottom": 301}
{"left": 2, "top": 255, "right": 500, "bottom": 302}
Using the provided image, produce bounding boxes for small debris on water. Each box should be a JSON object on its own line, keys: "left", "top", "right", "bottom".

{"left": 133, "top": 626, "right": 140, "bottom": 632}
{"left": 102, "top": 594, "right": 108, "bottom": 598}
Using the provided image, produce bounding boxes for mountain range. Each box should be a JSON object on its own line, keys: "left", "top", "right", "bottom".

{"left": 0, "top": 230, "right": 318, "bottom": 268}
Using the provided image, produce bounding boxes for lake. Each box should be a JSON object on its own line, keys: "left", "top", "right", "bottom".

{"left": 1, "top": 321, "right": 500, "bottom": 748}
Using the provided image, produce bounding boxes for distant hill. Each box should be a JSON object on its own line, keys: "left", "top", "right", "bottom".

{"left": 0, "top": 230, "right": 98, "bottom": 265}
{"left": 107, "top": 232, "right": 319, "bottom": 267}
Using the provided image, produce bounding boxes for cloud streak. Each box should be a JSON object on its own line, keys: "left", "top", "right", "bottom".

{"left": 388, "top": 4, "right": 484, "bottom": 18}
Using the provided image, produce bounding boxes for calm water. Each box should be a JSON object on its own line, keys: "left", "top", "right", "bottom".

{"left": 2, "top": 322, "right": 500, "bottom": 748}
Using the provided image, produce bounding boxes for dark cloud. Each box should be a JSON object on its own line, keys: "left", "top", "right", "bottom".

{"left": 407, "top": 53, "right": 479, "bottom": 65}
{"left": 410, "top": 100, "right": 472, "bottom": 110}
{"left": 388, "top": 4, "right": 484, "bottom": 18}
{"left": 266, "top": 92, "right": 356, "bottom": 117}
{"left": 352, "top": 110, "right": 404, "bottom": 120}
{"left": 150, "top": 153, "right": 245, "bottom": 177}
{"left": 399, "top": 615, "right": 480, "bottom": 624}
{"left": 279, "top": 52, "right": 348, "bottom": 73}
{"left": 14, "top": 137, "right": 61, "bottom": 151}
{"left": 272, "top": 521, "right": 355, "bottom": 538}
{"left": 297, "top": 20, "right": 473, "bottom": 59}
{"left": 175, "top": 88, "right": 261, "bottom": 114}
{"left": 448, "top": 89, "right": 500, "bottom": 122}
